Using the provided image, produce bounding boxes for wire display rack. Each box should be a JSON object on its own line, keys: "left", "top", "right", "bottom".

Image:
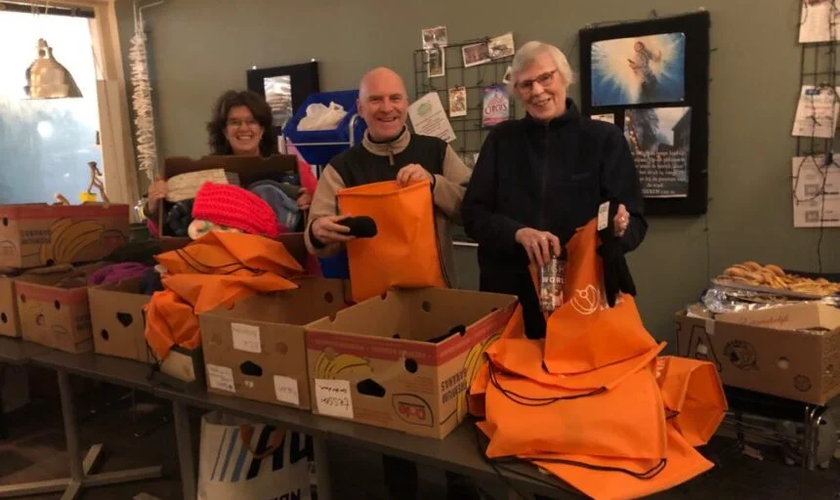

{"left": 412, "top": 38, "right": 517, "bottom": 166}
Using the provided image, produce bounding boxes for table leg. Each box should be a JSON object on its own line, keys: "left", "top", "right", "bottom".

{"left": 173, "top": 400, "right": 197, "bottom": 500}
{"left": 0, "top": 370, "right": 163, "bottom": 500}
{"left": 0, "top": 364, "right": 8, "bottom": 441}
{"left": 57, "top": 369, "right": 84, "bottom": 499}
{"left": 313, "top": 436, "right": 331, "bottom": 500}
{"left": 57, "top": 370, "right": 84, "bottom": 481}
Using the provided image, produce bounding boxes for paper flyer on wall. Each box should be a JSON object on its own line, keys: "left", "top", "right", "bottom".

{"left": 427, "top": 48, "right": 445, "bottom": 78}
{"left": 791, "top": 155, "right": 840, "bottom": 228}
{"left": 799, "top": 0, "right": 840, "bottom": 43}
{"left": 482, "top": 85, "right": 510, "bottom": 126}
{"left": 422, "top": 26, "right": 448, "bottom": 49}
{"left": 488, "top": 32, "right": 515, "bottom": 59}
{"left": 448, "top": 86, "right": 467, "bottom": 117}
{"left": 624, "top": 107, "right": 691, "bottom": 198}
{"left": 792, "top": 85, "right": 840, "bottom": 138}
{"left": 408, "top": 91, "right": 456, "bottom": 142}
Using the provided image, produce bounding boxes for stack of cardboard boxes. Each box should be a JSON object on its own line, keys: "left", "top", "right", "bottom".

{"left": 0, "top": 203, "right": 130, "bottom": 354}
{"left": 0, "top": 155, "right": 521, "bottom": 441}
{"left": 200, "top": 283, "right": 516, "bottom": 438}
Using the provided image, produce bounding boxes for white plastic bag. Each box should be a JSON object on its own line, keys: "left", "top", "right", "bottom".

{"left": 297, "top": 102, "right": 347, "bottom": 131}
{"left": 198, "top": 411, "right": 314, "bottom": 500}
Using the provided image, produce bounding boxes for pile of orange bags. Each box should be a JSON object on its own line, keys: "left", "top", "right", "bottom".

{"left": 468, "top": 220, "right": 727, "bottom": 500}
{"left": 144, "top": 232, "right": 303, "bottom": 360}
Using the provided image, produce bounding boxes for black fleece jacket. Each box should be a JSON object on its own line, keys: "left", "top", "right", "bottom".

{"left": 461, "top": 99, "right": 647, "bottom": 338}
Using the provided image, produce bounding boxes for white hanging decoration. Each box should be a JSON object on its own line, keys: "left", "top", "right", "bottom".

{"left": 128, "top": 1, "right": 164, "bottom": 182}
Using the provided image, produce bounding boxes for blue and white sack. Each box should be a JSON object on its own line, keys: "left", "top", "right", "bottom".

{"left": 198, "top": 411, "right": 314, "bottom": 500}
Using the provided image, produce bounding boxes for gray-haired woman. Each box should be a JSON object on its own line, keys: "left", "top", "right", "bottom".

{"left": 461, "top": 41, "right": 648, "bottom": 340}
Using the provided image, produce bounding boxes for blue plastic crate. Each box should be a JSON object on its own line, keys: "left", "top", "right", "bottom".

{"left": 283, "top": 90, "right": 367, "bottom": 166}
{"left": 318, "top": 249, "right": 350, "bottom": 280}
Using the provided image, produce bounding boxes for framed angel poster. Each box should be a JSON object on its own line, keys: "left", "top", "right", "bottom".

{"left": 580, "top": 11, "right": 710, "bottom": 216}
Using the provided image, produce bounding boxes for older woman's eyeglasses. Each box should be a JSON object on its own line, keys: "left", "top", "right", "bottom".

{"left": 227, "top": 118, "right": 259, "bottom": 128}
{"left": 516, "top": 69, "right": 558, "bottom": 93}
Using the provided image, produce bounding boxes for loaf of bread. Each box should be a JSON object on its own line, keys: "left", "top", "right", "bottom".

{"left": 717, "top": 261, "right": 840, "bottom": 297}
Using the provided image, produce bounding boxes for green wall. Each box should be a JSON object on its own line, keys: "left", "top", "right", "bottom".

{"left": 116, "top": 0, "right": 839, "bottom": 344}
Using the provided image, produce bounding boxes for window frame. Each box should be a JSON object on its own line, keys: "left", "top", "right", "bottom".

{"left": 49, "top": 0, "right": 140, "bottom": 208}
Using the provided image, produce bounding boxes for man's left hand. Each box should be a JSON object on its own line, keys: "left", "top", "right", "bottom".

{"left": 396, "top": 163, "right": 433, "bottom": 186}
{"left": 613, "top": 204, "right": 630, "bottom": 237}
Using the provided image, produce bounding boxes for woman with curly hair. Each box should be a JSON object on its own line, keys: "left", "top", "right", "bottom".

{"left": 145, "top": 90, "right": 317, "bottom": 224}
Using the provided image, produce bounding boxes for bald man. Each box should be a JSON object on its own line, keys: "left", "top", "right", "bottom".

{"left": 306, "top": 67, "right": 471, "bottom": 290}
{"left": 304, "top": 68, "right": 478, "bottom": 500}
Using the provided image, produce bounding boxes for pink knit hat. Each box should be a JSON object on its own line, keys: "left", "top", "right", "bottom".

{"left": 192, "top": 182, "right": 280, "bottom": 238}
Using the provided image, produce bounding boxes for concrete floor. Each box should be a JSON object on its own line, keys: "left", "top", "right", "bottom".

{"left": 1, "top": 379, "right": 839, "bottom": 500}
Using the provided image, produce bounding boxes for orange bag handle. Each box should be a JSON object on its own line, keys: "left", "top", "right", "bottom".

{"left": 239, "top": 425, "right": 284, "bottom": 459}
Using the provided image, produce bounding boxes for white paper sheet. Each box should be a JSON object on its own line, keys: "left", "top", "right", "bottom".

{"left": 792, "top": 155, "right": 840, "bottom": 227}
{"left": 231, "top": 323, "right": 262, "bottom": 353}
{"left": 207, "top": 364, "right": 236, "bottom": 393}
{"left": 409, "top": 92, "right": 456, "bottom": 142}
{"left": 314, "top": 379, "right": 354, "bottom": 419}
{"left": 799, "top": 0, "right": 840, "bottom": 43}
{"left": 273, "top": 375, "right": 301, "bottom": 406}
{"left": 792, "top": 85, "right": 840, "bottom": 138}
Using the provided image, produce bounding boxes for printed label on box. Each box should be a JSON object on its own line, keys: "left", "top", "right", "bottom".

{"left": 314, "top": 379, "right": 353, "bottom": 419}
{"left": 273, "top": 375, "right": 300, "bottom": 406}
{"left": 231, "top": 323, "right": 262, "bottom": 353}
{"left": 207, "top": 364, "right": 236, "bottom": 393}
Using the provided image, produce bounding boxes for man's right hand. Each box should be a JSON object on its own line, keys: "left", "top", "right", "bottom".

{"left": 311, "top": 214, "right": 355, "bottom": 245}
{"left": 145, "top": 177, "right": 167, "bottom": 216}
{"left": 515, "top": 227, "right": 561, "bottom": 267}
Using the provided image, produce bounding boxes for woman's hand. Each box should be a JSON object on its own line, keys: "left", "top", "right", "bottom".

{"left": 515, "top": 227, "right": 561, "bottom": 267}
{"left": 145, "top": 177, "right": 167, "bottom": 216}
{"left": 613, "top": 204, "right": 630, "bottom": 237}
{"left": 297, "top": 189, "right": 312, "bottom": 211}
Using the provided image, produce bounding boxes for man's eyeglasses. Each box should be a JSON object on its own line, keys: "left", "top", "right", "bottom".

{"left": 516, "top": 69, "right": 558, "bottom": 93}
{"left": 227, "top": 118, "right": 259, "bottom": 128}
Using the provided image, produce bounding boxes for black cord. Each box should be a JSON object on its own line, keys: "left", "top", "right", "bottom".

{"left": 173, "top": 247, "right": 265, "bottom": 276}
{"left": 471, "top": 420, "right": 668, "bottom": 500}
{"left": 488, "top": 362, "right": 606, "bottom": 406}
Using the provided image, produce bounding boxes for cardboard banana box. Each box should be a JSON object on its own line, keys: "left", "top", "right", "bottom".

{"left": 676, "top": 302, "right": 840, "bottom": 406}
{"left": 0, "top": 204, "right": 129, "bottom": 269}
{"left": 305, "top": 288, "right": 517, "bottom": 439}
{"left": 88, "top": 277, "right": 156, "bottom": 364}
{"left": 15, "top": 264, "right": 104, "bottom": 354}
{"left": 199, "top": 278, "right": 348, "bottom": 410}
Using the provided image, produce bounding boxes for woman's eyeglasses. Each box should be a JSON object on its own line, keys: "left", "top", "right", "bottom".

{"left": 516, "top": 69, "right": 558, "bottom": 93}
{"left": 227, "top": 118, "right": 259, "bottom": 128}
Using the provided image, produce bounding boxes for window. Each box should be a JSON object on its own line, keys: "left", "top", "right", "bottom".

{"left": 0, "top": 9, "right": 103, "bottom": 204}
{"left": 0, "top": 1, "right": 139, "bottom": 213}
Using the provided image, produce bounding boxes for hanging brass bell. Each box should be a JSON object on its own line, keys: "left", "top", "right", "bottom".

{"left": 24, "top": 38, "right": 83, "bottom": 99}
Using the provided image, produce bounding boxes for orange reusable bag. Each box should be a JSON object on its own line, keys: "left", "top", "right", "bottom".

{"left": 656, "top": 356, "right": 727, "bottom": 446}
{"left": 484, "top": 305, "right": 665, "bottom": 392}
{"left": 482, "top": 365, "right": 667, "bottom": 460}
{"left": 528, "top": 424, "right": 713, "bottom": 500}
{"left": 543, "top": 219, "right": 657, "bottom": 375}
{"left": 337, "top": 180, "right": 446, "bottom": 302}
{"left": 145, "top": 232, "right": 301, "bottom": 360}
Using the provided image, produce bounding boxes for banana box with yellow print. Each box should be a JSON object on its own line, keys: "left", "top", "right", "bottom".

{"left": 0, "top": 204, "right": 129, "bottom": 269}
{"left": 15, "top": 264, "right": 104, "bottom": 353}
{"left": 199, "top": 278, "right": 347, "bottom": 410}
{"left": 305, "top": 288, "right": 517, "bottom": 439}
